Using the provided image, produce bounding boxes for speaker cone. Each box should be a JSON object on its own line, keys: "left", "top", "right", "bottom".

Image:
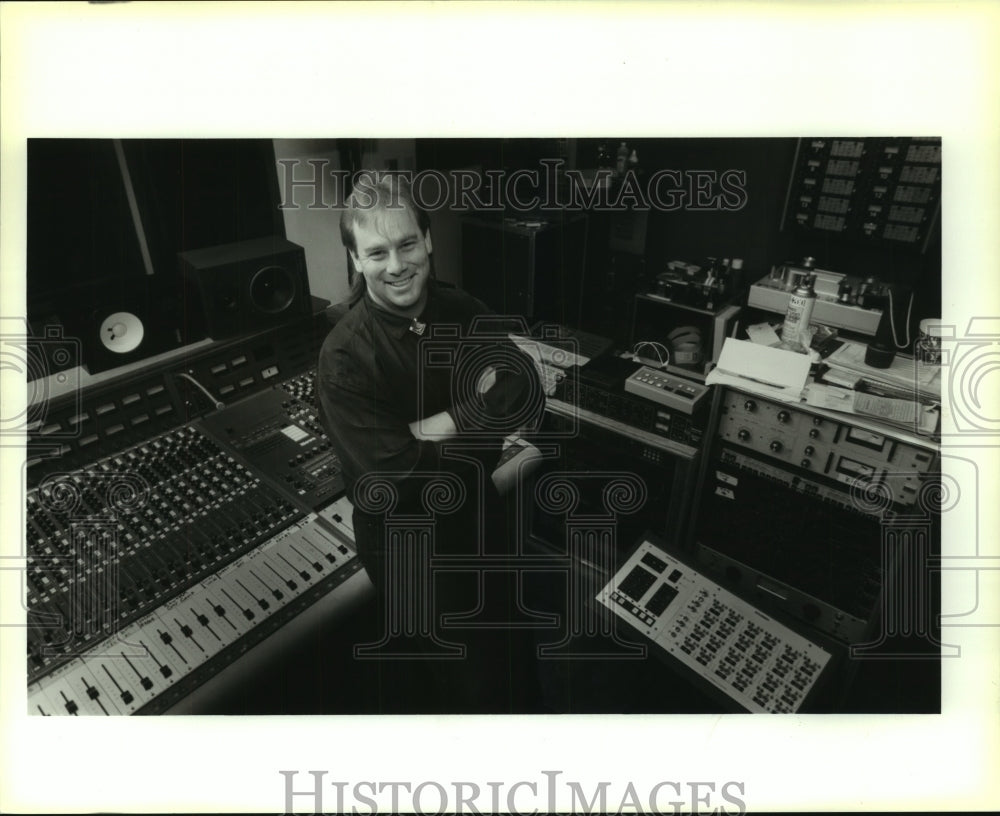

{"left": 249, "top": 265, "right": 296, "bottom": 314}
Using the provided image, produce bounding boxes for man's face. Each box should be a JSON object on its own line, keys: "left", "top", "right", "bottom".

{"left": 350, "top": 205, "right": 433, "bottom": 318}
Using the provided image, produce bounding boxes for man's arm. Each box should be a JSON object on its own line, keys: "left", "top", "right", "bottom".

{"left": 318, "top": 347, "right": 448, "bottom": 497}
{"left": 409, "top": 365, "right": 497, "bottom": 440}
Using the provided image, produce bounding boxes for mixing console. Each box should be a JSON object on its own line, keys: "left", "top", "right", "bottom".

{"left": 25, "top": 424, "right": 306, "bottom": 685}
{"left": 20, "top": 307, "right": 371, "bottom": 714}
{"left": 28, "top": 500, "right": 364, "bottom": 715}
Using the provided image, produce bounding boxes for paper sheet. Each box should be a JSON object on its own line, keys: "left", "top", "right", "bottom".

{"left": 706, "top": 339, "right": 812, "bottom": 402}
{"left": 745, "top": 322, "right": 781, "bottom": 346}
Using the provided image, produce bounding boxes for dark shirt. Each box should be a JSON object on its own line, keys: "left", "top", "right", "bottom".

{"left": 317, "top": 282, "right": 543, "bottom": 583}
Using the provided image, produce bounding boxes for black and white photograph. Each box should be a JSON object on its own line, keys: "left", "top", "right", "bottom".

{"left": 2, "top": 2, "right": 998, "bottom": 814}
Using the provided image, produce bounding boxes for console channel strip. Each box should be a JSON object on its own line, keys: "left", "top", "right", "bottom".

{"left": 27, "top": 505, "right": 364, "bottom": 715}
{"left": 24, "top": 423, "right": 310, "bottom": 681}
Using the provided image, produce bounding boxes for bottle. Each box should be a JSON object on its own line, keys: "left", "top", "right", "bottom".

{"left": 616, "top": 142, "right": 628, "bottom": 177}
{"left": 729, "top": 257, "right": 743, "bottom": 296}
{"left": 780, "top": 274, "right": 817, "bottom": 351}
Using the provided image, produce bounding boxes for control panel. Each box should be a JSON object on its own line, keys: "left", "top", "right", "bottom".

{"left": 717, "top": 389, "right": 937, "bottom": 509}
{"left": 554, "top": 356, "right": 707, "bottom": 449}
{"left": 200, "top": 371, "right": 343, "bottom": 510}
{"left": 21, "top": 307, "right": 368, "bottom": 715}
{"left": 625, "top": 366, "right": 709, "bottom": 415}
{"left": 598, "top": 537, "right": 832, "bottom": 713}
{"left": 783, "top": 137, "right": 941, "bottom": 252}
{"left": 25, "top": 310, "right": 330, "bottom": 487}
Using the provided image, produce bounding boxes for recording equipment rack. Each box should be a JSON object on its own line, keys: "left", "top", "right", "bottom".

{"left": 598, "top": 536, "right": 832, "bottom": 713}
{"left": 691, "top": 386, "right": 940, "bottom": 644}
{"left": 715, "top": 389, "right": 936, "bottom": 511}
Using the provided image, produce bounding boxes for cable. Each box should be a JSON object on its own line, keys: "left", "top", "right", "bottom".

{"left": 887, "top": 288, "right": 914, "bottom": 350}
{"left": 631, "top": 341, "right": 671, "bottom": 367}
{"left": 176, "top": 372, "right": 225, "bottom": 410}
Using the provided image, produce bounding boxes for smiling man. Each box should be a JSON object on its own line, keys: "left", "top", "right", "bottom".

{"left": 316, "top": 172, "right": 544, "bottom": 712}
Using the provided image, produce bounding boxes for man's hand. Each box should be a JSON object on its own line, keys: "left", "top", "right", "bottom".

{"left": 409, "top": 410, "right": 458, "bottom": 441}
{"left": 491, "top": 437, "right": 545, "bottom": 496}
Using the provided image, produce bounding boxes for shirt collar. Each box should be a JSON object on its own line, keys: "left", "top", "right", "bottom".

{"left": 363, "top": 282, "right": 437, "bottom": 339}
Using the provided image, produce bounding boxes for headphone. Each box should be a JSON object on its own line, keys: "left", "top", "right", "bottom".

{"left": 667, "top": 325, "right": 703, "bottom": 366}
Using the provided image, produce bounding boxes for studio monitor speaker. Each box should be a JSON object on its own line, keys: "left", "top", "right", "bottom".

{"left": 61, "top": 278, "right": 198, "bottom": 375}
{"left": 180, "top": 236, "right": 311, "bottom": 341}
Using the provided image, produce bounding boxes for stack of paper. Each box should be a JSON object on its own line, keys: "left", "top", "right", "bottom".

{"left": 826, "top": 341, "right": 941, "bottom": 398}
{"left": 804, "top": 383, "right": 939, "bottom": 435}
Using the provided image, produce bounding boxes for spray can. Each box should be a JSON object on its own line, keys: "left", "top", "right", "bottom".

{"left": 780, "top": 274, "right": 817, "bottom": 349}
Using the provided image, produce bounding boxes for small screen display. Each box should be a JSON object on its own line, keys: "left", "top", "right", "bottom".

{"left": 836, "top": 456, "right": 876, "bottom": 480}
{"left": 846, "top": 427, "right": 886, "bottom": 450}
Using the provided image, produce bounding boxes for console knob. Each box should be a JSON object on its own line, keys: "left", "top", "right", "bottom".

{"left": 804, "top": 445, "right": 815, "bottom": 456}
{"left": 800, "top": 459, "right": 811, "bottom": 468}
{"left": 743, "top": 399, "right": 757, "bottom": 412}
{"left": 809, "top": 428, "right": 820, "bottom": 439}
{"left": 777, "top": 410, "right": 791, "bottom": 424}
{"left": 813, "top": 416, "right": 823, "bottom": 426}
{"left": 737, "top": 429, "right": 751, "bottom": 442}
{"left": 769, "top": 440, "right": 783, "bottom": 453}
